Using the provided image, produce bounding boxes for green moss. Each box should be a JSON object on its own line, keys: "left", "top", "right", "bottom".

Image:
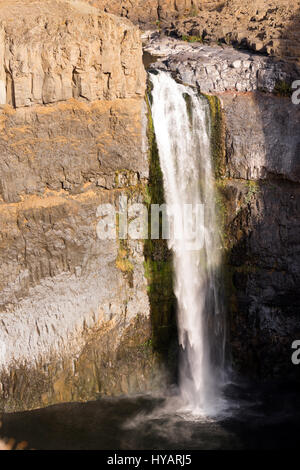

{"left": 115, "top": 239, "right": 134, "bottom": 287}
{"left": 144, "top": 84, "right": 177, "bottom": 370}
{"left": 145, "top": 84, "right": 165, "bottom": 206}
{"left": 204, "top": 94, "right": 225, "bottom": 178}
{"left": 155, "top": 20, "right": 162, "bottom": 32}
{"left": 244, "top": 180, "right": 260, "bottom": 205}
{"left": 215, "top": 179, "right": 229, "bottom": 250}
{"left": 115, "top": 212, "right": 134, "bottom": 286}
{"left": 182, "top": 34, "right": 203, "bottom": 43}
{"left": 202, "top": 95, "right": 227, "bottom": 250}
{"left": 189, "top": 6, "right": 198, "bottom": 17}
{"left": 234, "top": 179, "right": 260, "bottom": 216}
{"left": 116, "top": 248, "right": 134, "bottom": 274}
{"left": 274, "top": 80, "right": 292, "bottom": 97}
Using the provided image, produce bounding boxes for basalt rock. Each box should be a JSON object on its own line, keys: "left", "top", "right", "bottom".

{"left": 0, "top": 99, "right": 148, "bottom": 203}
{"left": 145, "top": 36, "right": 300, "bottom": 184}
{"left": 89, "top": 0, "right": 202, "bottom": 27}
{"left": 221, "top": 179, "right": 300, "bottom": 379}
{"left": 86, "top": 0, "right": 300, "bottom": 65}
{"left": 144, "top": 36, "right": 299, "bottom": 94}
{"left": 0, "top": 0, "right": 169, "bottom": 413}
{"left": 0, "top": 0, "right": 299, "bottom": 411}
{"left": 0, "top": 0, "right": 145, "bottom": 108}
{"left": 145, "top": 35, "right": 300, "bottom": 379}
{"left": 163, "top": 0, "right": 300, "bottom": 65}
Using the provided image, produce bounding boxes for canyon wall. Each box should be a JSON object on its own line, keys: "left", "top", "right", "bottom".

{"left": 0, "top": 0, "right": 168, "bottom": 412}
{"left": 0, "top": 0, "right": 299, "bottom": 412}
{"left": 164, "top": 0, "right": 300, "bottom": 64}
{"left": 89, "top": 0, "right": 203, "bottom": 25}
{"left": 145, "top": 36, "right": 300, "bottom": 379}
{"left": 91, "top": 0, "right": 300, "bottom": 65}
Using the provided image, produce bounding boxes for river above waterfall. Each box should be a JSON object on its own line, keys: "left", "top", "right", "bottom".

{"left": 1, "top": 381, "right": 300, "bottom": 450}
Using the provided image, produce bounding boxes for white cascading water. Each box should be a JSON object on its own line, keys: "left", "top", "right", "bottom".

{"left": 150, "top": 71, "right": 227, "bottom": 416}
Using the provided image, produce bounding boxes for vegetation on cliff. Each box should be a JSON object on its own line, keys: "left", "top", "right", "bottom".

{"left": 143, "top": 83, "right": 178, "bottom": 378}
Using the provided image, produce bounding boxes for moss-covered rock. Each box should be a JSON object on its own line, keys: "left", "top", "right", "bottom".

{"left": 204, "top": 94, "right": 225, "bottom": 179}
{"left": 143, "top": 86, "right": 178, "bottom": 380}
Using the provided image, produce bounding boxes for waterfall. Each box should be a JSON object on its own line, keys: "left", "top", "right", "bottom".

{"left": 150, "top": 71, "right": 227, "bottom": 416}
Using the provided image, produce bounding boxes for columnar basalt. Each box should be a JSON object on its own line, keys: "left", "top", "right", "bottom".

{"left": 90, "top": 0, "right": 203, "bottom": 26}
{"left": 0, "top": 1, "right": 145, "bottom": 108}
{"left": 163, "top": 0, "right": 300, "bottom": 65}
{"left": 1, "top": 0, "right": 300, "bottom": 413}
{"left": 0, "top": 0, "right": 166, "bottom": 412}
{"left": 89, "top": 1, "right": 300, "bottom": 65}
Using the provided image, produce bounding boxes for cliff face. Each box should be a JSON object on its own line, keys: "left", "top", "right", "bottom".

{"left": 93, "top": 0, "right": 300, "bottom": 65}
{"left": 164, "top": 0, "right": 300, "bottom": 64}
{"left": 0, "top": 0, "right": 167, "bottom": 412}
{"left": 90, "top": 0, "right": 202, "bottom": 25}
{"left": 0, "top": 0, "right": 145, "bottom": 109}
{"left": 146, "top": 36, "right": 300, "bottom": 379}
{"left": 0, "top": 0, "right": 299, "bottom": 412}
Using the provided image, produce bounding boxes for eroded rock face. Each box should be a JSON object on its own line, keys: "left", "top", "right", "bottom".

{"left": 0, "top": 0, "right": 145, "bottom": 108}
{"left": 145, "top": 36, "right": 300, "bottom": 184}
{"left": 221, "top": 180, "right": 300, "bottom": 378}
{"left": 0, "top": 188, "right": 162, "bottom": 411}
{"left": 145, "top": 35, "right": 300, "bottom": 379}
{"left": 222, "top": 93, "right": 300, "bottom": 183}
{"left": 0, "top": 0, "right": 299, "bottom": 411}
{"left": 90, "top": 0, "right": 202, "bottom": 26}
{"left": 88, "top": 0, "right": 300, "bottom": 65}
{"left": 164, "top": 0, "right": 300, "bottom": 64}
{"left": 0, "top": 99, "right": 148, "bottom": 203}
{"left": 145, "top": 36, "right": 299, "bottom": 93}
{"left": 0, "top": 0, "right": 168, "bottom": 412}
{"left": 222, "top": 99, "right": 300, "bottom": 377}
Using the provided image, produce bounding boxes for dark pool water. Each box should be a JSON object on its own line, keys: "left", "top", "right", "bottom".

{"left": 1, "top": 380, "right": 300, "bottom": 450}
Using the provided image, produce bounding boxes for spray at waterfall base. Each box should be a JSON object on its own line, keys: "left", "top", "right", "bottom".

{"left": 95, "top": 193, "right": 229, "bottom": 417}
